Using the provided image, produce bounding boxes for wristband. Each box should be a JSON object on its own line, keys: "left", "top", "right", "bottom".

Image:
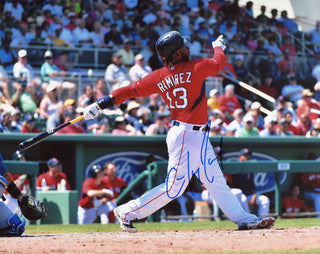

{"left": 97, "top": 95, "right": 115, "bottom": 109}
{"left": 7, "top": 182, "right": 22, "bottom": 199}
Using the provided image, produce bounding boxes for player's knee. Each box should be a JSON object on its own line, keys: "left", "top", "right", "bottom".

{"left": 0, "top": 214, "right": 25, "bottom": 236}
{"left": 0, "top": 175, "right": 7, "bottom": 196}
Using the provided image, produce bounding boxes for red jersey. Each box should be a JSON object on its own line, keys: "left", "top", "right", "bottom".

{"left": 301, "top": 173, "right": 320, "bottom": 190}
{"left": 282, "top": 196, "right": 309, "bottom": 215}
{"left": 101, "top": 176, "right": 127, "bottom": 199}
{"left": 78, "top": 178, "right": 111, "bottom": 208}
{"left": 36, "top": 172, "right": 71, "bottom": 190}
{"left": 111, "top": 47, "right": 225, "bottom": 125}
{"left": 218, "top": 94, "right": 241, "bottom": 113}
{"left": 57, "top": 125, "right": 86, "bottom": 134}
{"left": 296, "top": 100, "right": 320, "bottom": 120}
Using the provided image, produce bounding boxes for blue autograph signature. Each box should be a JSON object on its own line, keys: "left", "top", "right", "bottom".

{"left": 165, "top": 121, "right": 224, "bottom": 199}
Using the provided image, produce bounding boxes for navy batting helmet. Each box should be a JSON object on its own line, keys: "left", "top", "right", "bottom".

{"left": 88, "top": 164, "right": 102, "bottom": 178}
{"left": 12, "top": 150, "right": 25, "bottom": 161}
{"left": 156, "top": 31, "right": 188, "bottom": 61}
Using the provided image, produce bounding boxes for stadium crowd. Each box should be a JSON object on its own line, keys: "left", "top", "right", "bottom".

{"left": 0, "top": 0, "right": 320, "bottom": 138}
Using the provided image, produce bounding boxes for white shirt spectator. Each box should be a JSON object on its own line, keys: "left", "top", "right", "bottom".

{"left": 4, "top": 1, "right": 24, "bottom": 21}
{"left": 73, "top": 19, "right": 92, "bottom": 47}
{"left": 129, "top": 54, "right": 152, "bottom": 83}
{"left": 59, "top": 27, "right": 75, "bottom": 47}
{"left": 42, "top": 1, "right": 63, "bottom": 17}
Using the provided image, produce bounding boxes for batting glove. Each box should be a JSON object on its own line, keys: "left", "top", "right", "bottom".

{"left": 102, "top": 189, "right": 114, "bottom": 198}
{"left": 83, "top": 102, "right": 101, "bottom": 120}
{"left": 211, "top": 35, "right": 226, "bottom": 51}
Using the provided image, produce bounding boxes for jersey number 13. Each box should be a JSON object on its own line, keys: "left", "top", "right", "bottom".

{"left": 166, "top": 87, "right": 188, "bottom": 109}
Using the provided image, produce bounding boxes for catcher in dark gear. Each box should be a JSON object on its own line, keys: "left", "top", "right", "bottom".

{"left": 0, "top": 153, "right": 47, "bottom": 236}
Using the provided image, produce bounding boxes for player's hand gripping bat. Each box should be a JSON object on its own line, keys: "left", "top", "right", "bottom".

{"left": 19, "top": 115, "right": 84, "bottom": 151}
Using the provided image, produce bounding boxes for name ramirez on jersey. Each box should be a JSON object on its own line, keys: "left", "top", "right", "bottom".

{"left": 157, "top": 72, "right": 192, "bottom": 92}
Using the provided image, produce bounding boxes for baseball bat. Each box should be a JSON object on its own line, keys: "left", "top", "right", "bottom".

{"left": 220, "top": 74, "right": 276, "bottom": 103}
{"left": 19, "top": 115, "right": 85, "bottom": 151}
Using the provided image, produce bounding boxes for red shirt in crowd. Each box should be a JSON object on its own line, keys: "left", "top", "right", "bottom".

{"left": 281, "top": 196, "right": 309, "bottom": 215}
{"left": 301, "top": 173, "right": 320, "bottom": 191}
{"left": 101, "top": 176, "right": 127, "bottom": 199}
{"left": 218, "top": 94, "right": 241, "bottom": 114}
{"left": 36, "top": 172, "right": 71, "bottom": 190}
{"left": 78, "top": 178, "right": 111, "bottom": 209}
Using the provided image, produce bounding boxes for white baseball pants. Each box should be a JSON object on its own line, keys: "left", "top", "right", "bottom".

{"left": 117, "top": 122, "right": 257, "bottom": 226}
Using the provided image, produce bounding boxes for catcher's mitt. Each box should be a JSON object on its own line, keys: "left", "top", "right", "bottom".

{"left": 18, "top": 195, "right": 48, "bottom": 221}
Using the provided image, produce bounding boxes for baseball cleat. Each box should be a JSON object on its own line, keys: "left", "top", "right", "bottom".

{"left": 114, "top": 208, "right": 137, "bottom": 233}
{"left": 238, "top": 216, "right": 275, "bottom": 230}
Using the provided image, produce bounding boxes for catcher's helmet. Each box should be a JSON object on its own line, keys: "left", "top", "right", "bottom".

{"left": 88, "top": 164, "right": 102, "bottom": 178}
{"left": 156, "top": 31, "right": 188, "bottom": 61}
{"left": 12, "top": 150, "right": 25, "bottom": 161}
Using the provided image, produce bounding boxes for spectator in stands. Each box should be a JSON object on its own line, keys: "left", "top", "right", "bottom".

{"left": 39, "top": 83, "right": 63, "bottom": 120}
{"left": 255, "top": 5, "right": 270, "bottom": 26}
{"left": 93, "top": 118, "right": 110, "bottom": 135}
{"left": 10, "top": 108, "right": 22, "bottom": 131}
{"left": 296, "top": 113, "right": 312, "bottom": 136}
{"left": 301, "top": 152, "right": 320, "bottom": 218}
{"left": 0, "top": 111, "right": 21, "bottom": 133}
{"left": 280, "top": 35, "right": 297, "bottom": 58}
{"left": 264, "top": 35, "right": 282, "bottom": 57}
{"left": 278, "top": 48, "right": 296, "bottom": 78}
{"left": 104, "top": 23, "right": 123, "bottom": 48}
{"left": 282, "top": 184, "right": 309, "bottom": 217}
{"left": 227, "top": 108, "right": 244, "bottom": 136}
{"left": 134, "top": 107, "right": 153, "bottom": 135}
{"left": 129, "top": 54, "right": 152, "bottom": 83}
{"left": 94, "top": 78, "right": 108, "bottom": 99}
{"left": 207, "top": 89, "right": 220, "bottom": 112}
{"left": 4, "top": 0, "right": 24, "bottom": 21}
{"left": 125, "top": 100, "right": 140, "bottom": 127}
{"left": 283, "top": 111, "right": 299, "bottom": 135}
{"left": 280, "top": 10, "right": 299, "bottom": 34}
{"left": 259, "top": 115, "right": 278, "bottom": 137}
{"left": 154, "top": 17, "right": 170, "bottom": 35}
{"left": 236, "top": 114, "right": 260, "bottom": 137}
{"left": 229, "top": 34, "right": 250, "bottom": 54}
{"left": 111, "top": 116, "right": 135, "bottom": 135}
{"left": 102, "top": 162, "right": 128, "bottom": 222}
{"left": 219, "top": 54, "right": 237, "bottom": 79}
{"left": 145, "top": 112, "right": 168, "bottom": 136}
{"left": 90, "top": 21, "right": 105, "bottom": 47}
{"left": 36, "top": 157, "right": 71, "bottom": 191}
{"left": 78, "top": 164, "right": 114, "bottom": 224}
{"left": 21, "top": 114, "right": 40, "bottom": 133}
{"left": 311, "top": 52, "right": 320, "bottom": 84}
{"left": 257, "top": 74, "right": 279, "bottom": 102}
{"left": 104, "top": 52, "right": 130, "bottom": 92}
{"left": 308, "top": 20, "right": 320, "bottom": 46}
{"left": 296, "top": 89, "right": 320, "bottom": 121}
{"left": 13, "top": 49, "right": 41, "bottom": 95}
{"left": 78, "top": 84, "right": 96, "bottom": 108}
{"left": 249, "top": 101, "right": 264, "bottom": 130}
{"left": 116, "top": 39, "right": 135, "bottom": 70}
{"left": 281, "top": 75, "right": 304, "bottom": 107}
{"left": 55, "top": 22, "right": 75, "bottom": 47}
{"left": 42, "top": 0, "right": 63, "bottom": 18}
{"left": 53, "top": 51, "right": 76, "bottom": 72}
{"left": 231, "top": 148, "right": 271, "bottom": 216}
{"left": 0, "top": 38, "right": 17, "bottom": 72}
{"left": 40, "top": 50, "right": 76, "bottom": 100}
{"left": 57, "top": 110, "right": 86, "bottom": 134}
{"left": 276, "top": 118, "right": 294, "bottom": 136}
{"left": 269, "top": 8, "right": 279, "bottom": 27}
{"left": 218, "top": 84, "right": 241, "bottom": 124}
{"left": 11, "top": 78, "right": 39, "bottom": 114}
{"left": 46, "top": 102, "right": 64, "bottom": 131}
{"left": 0, "top": 63, "right": 12, "bottom": 104}
{"left": 73, "top": 18, "right": 93, "bottom": 48}
{"left": 65, "top": 12, "right": 77, "bottom": 32}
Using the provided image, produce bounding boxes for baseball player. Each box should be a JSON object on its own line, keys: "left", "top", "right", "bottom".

{"left": 0, "top": 153, "right": 47, "bottom": 236}
{"left": 77, "top": 164, "right": 114, "bottom": 224}
{"left": 83, "top": 31, "right": 275, "bottom": 232}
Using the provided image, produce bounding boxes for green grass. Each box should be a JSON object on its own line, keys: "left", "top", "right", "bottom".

{"left": 25, "top": 218, "right": 320, "bottom": 234}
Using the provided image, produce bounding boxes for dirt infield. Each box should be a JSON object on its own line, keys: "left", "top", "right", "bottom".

{"left": 1, "top": 226, "right": 320, "bottom": 253}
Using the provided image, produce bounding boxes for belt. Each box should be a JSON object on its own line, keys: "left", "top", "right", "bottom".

{"left": 172, "top": 121, "right": 209, "bottom": 131}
